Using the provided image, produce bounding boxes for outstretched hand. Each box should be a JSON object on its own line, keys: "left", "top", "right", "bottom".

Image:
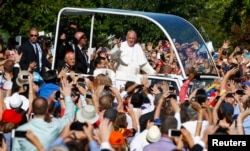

{"left": 222, "top": 40, "right": 230, "bottom": 49}
{"left": 60, "top": 79, "right": 71, "bottom": 97}
{"left": 99, "top": 118, "right": 113, "bottom": 142}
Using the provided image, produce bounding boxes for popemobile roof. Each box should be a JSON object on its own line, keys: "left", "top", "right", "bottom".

{"left": 53, "top": 7, "right": 219, "bottom": 79}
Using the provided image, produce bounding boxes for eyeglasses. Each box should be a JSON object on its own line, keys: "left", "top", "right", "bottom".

{"left": 80, "top": 35, "right": 87, "bottom": 40}
{"left": 30, "top": 34, "right": 38, "bottom": 37}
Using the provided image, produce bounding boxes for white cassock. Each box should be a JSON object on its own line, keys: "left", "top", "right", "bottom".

{"left": 112, "top": 41, "right": 155, "bottom": 85}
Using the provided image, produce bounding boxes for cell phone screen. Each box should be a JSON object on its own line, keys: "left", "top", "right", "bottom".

{"left": 12, "top": 130, "right": 27, "bottom": 138}
{"left": 77, "top": 78, "right": 85, "bottom": 83}
{"left": 169, "top": 129, "right": 181, "bottom": 137}
{"left": 236, "top": 90, "right": 245, "bottom": 95}
{"left": 226, "top": 93, "right": 234, "bottom": 98}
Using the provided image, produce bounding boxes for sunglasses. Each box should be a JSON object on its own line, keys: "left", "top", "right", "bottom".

{"left": 80, "top": 35, "right": 87, "bottom": 40}
{"left": 30, "top": 34, "right": 38, "bottom": 37}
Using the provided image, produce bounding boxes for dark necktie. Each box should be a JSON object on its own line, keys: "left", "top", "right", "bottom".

{"left": 35, "top": 44, "right": 40, "bottom": 71}
{"left": 81, "top": 48, "right": 88, "bottom": 62}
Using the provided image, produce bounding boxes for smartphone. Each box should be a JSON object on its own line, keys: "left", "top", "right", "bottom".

{"left": 86, "top": 94, "right": 92, "bottom": 99}
{"left": 236, "top": 90, "right": 245, "bottom": 95}
{"left": 226, "top": 93, "right": 234, "bottom": 98}
{"left": 77, "top": 78, "right": 85, "bottom": 83}
{"left": 11, "top": 130, "right": 27, "bottom": 138}
{"left": 167, "top": 93, "right": 177, "bottom": 100}
{"left": 168, "top": 129, "right": 181, "bottom": 137}
{"left": 22, "top": 75, "right": 29, "bottom": 79}
{"left": 169, "top": 86, "right": 175, "bottom": 92}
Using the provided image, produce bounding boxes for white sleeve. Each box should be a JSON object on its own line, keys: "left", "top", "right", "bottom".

{"left": 3, "top": 80, "right": 13, "bottom": 90}
{"left": 110, "top": 44, "right": 119, "bottom": 54}
{"left": 141, "top": 62, "right": 155, "bottom": 75}
{"left": 174, "top": 112, "right": 181, "bottom": 129}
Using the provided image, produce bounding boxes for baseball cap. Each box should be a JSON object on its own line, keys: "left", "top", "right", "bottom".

{"left": 104, "top": 108, "right": 118, "bottom": 122}
{"left": 220, "top": 102, "right": 234, "bottom": 115}
{"left": 1, "top": 109, "right": 22, "bottom": 124}
{"left": 109, "top": 131, "right": 125, "bottom": 146}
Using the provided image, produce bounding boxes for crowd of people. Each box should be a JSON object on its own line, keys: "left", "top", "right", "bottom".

{"left": 0, "top": 24, "right": 250, "bottom": 151}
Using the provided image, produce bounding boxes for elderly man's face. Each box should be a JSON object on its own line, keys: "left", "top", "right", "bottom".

{"left": 126, "top": 31, "right": 137, "bottom": 47}
{"left": 65, "top": 53, "right": 75, "bottom": 66}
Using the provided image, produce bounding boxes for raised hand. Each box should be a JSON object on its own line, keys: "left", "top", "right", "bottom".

{"left": 99, "top": 118, "right": 112, "bottom": 142}
{"left": 60, "top": 79, "right": 71, "bottom": 97}
{"left": 14, "top": 49, "right": 22, "bottom": 63}
{"left": 222, "top": 40, "right": 230, "bottom": 49}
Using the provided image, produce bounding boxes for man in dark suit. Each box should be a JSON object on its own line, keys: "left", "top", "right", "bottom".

{"left": 18, "top": 27, "right": 51, "bottom": 74}
{"left": 74, "top": 31, "right": 89, "bottom": 74}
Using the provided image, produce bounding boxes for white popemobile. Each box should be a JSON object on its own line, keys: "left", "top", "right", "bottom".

{"left": 52, "top": 7, "right": 220, "bottom": 96}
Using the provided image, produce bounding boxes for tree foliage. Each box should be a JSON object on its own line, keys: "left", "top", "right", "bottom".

{"left": 0, "top": 0, "right": 249, "bottom": 49}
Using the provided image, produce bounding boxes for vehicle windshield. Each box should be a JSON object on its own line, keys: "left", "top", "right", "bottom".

{"left": 188, "top": 78, "right": 216, "bottom": 95}
{"left": 148, "top": 78, "right": 180, "bottom": 95}
{"left": 155, "top": 16, "right": 218, "bottom": 76}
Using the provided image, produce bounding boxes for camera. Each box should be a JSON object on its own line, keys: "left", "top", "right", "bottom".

{"left": 22, "top": 75, "right": 29, "bottom": 79}
{"left": 226, "top": 93, "right": 234, "bottom": 98}
{"left": 136, "top": 84, "right": 144, "bottom": 90}
{"left": 104, "top": 85, "right": 111, "bottom": 91}
{"left": 236, "top": 89, "right": 245, "bottom": 95}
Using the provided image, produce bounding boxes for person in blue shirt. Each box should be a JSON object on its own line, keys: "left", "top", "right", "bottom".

{"left": 12, "top": 79, "right": 75, "bottom": 151}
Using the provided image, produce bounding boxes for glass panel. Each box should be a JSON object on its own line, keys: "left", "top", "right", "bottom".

{"left": 189, "top": 79, "right": 215, "bottom": 95}
{"left": 150, "top": 15, "right": 218, "bottom": 76}
{"left": 148, "top": 77, "right": 179, "bottom": 95}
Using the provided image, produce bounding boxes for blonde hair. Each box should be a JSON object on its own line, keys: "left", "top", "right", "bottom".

{"left": 94, "top": 74, "right": 112, "bottom": 87}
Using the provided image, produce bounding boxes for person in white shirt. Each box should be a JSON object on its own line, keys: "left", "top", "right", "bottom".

{"left": 111, "top": 30, "right": 155, "bottom": 83}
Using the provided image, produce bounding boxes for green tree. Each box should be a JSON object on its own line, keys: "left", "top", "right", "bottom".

{"left": 0, "top": 0, "right": 249, "bottom": 50}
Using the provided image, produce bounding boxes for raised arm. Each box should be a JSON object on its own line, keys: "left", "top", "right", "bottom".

{"left": 154, "top": 92, "right": 169, "bottom": 120}
{"left": 212, "top": 93, "right": 226, "bottom": 125}
{"left": 191, "top": 101, "right": 203, "bottom": 137}
{"left": 57, "top": 79, "right": 76, "bottom": 130}
{"left": 237, "top": 108, "right": 250, "bottom": 135}
{"left": 127, "top": 104, "right": 138, "bottom": 132}
{"left": 26, "top": 130, "right": 45, "bottom": 151}
{"left": 27, "top": 73, "right": 34, "bottom": 116}
{"left": 110, "top": 86, "right": 124, "bottom": 112}
{"left": 220, "top": 68, "right": 238, "bottom": 92}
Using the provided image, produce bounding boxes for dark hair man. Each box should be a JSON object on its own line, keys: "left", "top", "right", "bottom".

{"left": 18, "top": 27, "right": 51, "bottom": 74}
